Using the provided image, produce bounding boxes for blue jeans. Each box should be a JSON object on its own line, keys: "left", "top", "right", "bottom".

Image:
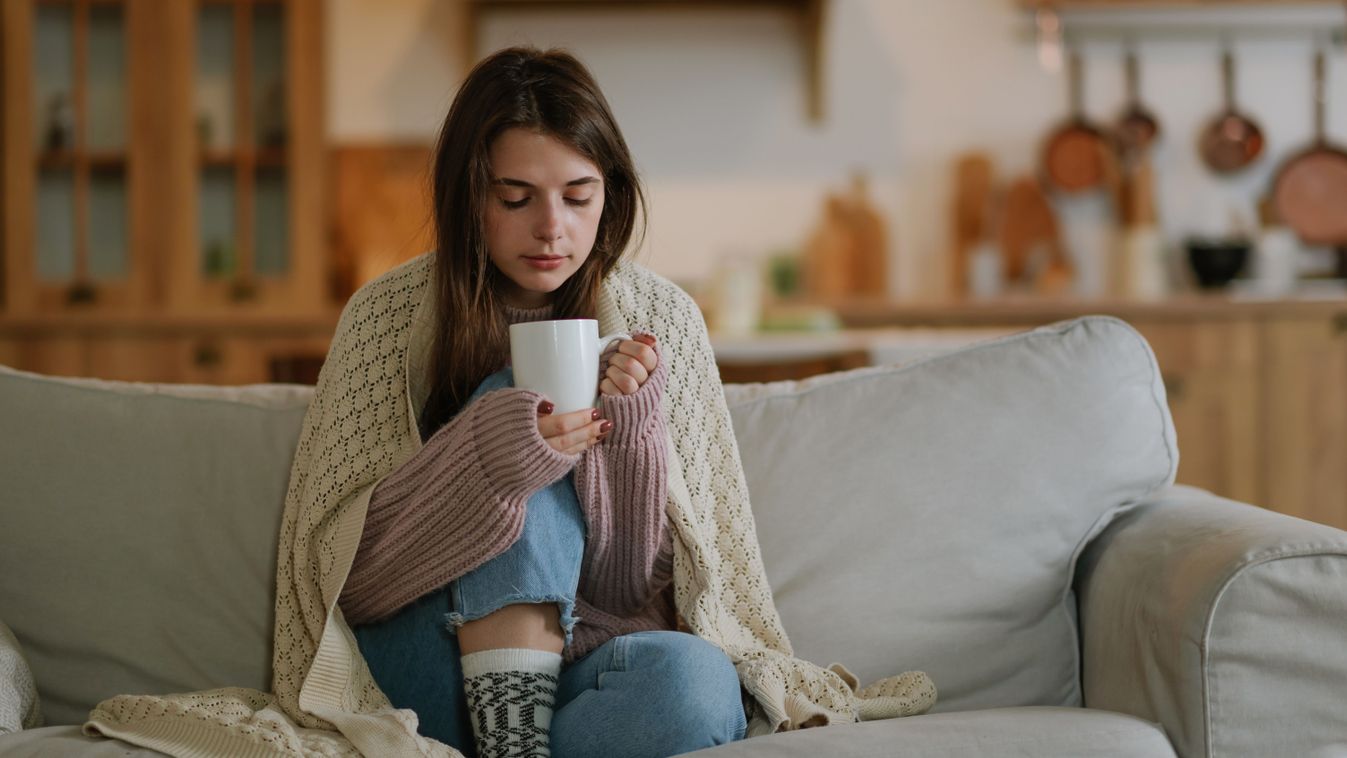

{"left": 351, "top": 368, "right": 747, "bottom": 756}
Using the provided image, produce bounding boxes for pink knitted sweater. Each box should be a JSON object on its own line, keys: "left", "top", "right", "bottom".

{"left": 338, "top": 306, "right": 676, "bottom": 662}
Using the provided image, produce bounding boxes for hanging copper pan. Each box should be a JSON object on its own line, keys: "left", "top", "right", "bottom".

{"left": 1199, "top": 49, "right": 1264, "bottom": 174}
{"left": 1116, "top": 46, "right": 1161, "bottom": 157}
{"left": 1042, "top": 50, "right": 1112, "bottom": 194}
{"left": 1272, "top": 48, "right": 1347, "bottom": 246}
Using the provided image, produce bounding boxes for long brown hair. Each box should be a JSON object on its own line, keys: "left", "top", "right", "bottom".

{"left": 421, "top": 46, "right": 647, "bottom": 436}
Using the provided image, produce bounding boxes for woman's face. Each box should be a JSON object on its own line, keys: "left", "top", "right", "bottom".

{"left": 484, "top": 127, "right": 606, "bottom": 307}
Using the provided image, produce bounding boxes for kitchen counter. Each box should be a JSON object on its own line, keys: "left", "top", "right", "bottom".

{"left": 710, "top": 327, "right": 1016, "bottom": 366}
{"left": 820, "top": 286, "right": 1347, "bottom": 328}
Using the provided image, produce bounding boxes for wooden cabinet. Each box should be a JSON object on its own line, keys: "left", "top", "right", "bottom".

{"left": 1259, "top": 314, "right": 1347, "bottom": 529}
{"left": 824, "top": 297, "right": 1347, "bottom": 530}
{"left": 2, "top": 0, "right": 325, "bottom": 317}
{"left": 3, "top": 0, "right": 149, "bottom": 313}
{"left": 2, "top": 1, "right": 329, "bottom": 383}
{"left": 0, "top": 314, "right": 336, "bottom": 385}
{"left": 1129, "top": 319, "right": 1262, "bottom": 507}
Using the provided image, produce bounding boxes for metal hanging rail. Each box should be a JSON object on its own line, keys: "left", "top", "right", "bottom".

{"left": 1023, "top": 2, "right": 1347, "bottom": 56}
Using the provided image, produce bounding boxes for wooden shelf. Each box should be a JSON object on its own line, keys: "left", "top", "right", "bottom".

{"left": 466, "top": 0, "right": 828, "bottom": 123}
{"left": 1019, "top": 1, "right": 1345, "bottom": 8}
{"left": 37, "top": 149, "right": 129, "bottom": 170}
{"left": 198, "top": 147, "right": 287, "bottom": 167}
{"left": 1020, "top": 1, "right": 1347, "bottom": 45}
{"left": 0, "top": 310, "right": 340, "bottom": 336}
{"left": 818, "top": 292, "right": 1347, "bottom": 327}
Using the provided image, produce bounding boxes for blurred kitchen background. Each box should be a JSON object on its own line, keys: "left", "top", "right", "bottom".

{"left": 3, "top": 0, "right": 1346, "bottom": 529}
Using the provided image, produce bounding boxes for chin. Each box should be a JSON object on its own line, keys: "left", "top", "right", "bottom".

{"left": 511, "top": 265, "right": 575, "bottom": 295}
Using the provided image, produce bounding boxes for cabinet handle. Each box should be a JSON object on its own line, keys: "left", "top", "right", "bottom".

{"left": 229, "top": 279, "right": 258, "bottom": 303}
{"left": 1162, "top": 372, "right": 1185, "bottom": 401}
{"left": 66, "top": 281, "right": 97, "bottom": 305}
{"left": 193, "top": 342, "right": 223, "bottom": 368}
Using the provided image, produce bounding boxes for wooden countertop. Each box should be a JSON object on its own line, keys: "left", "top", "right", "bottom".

{"left": 711, "top": 327, "right": 1017, "bottom": 363}
{"left": 819, "top": 288, "right": 1347, "bottom": 327}
{"left": 0, "top": 310, "right": 343, "bottom": 336}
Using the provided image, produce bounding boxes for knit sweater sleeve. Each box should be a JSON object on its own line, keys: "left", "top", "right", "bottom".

{"left": 573, "top": 347, "right": 674, "bottom": 617}
{"left": 339, "top": 387, "right": 579, "bottom": 625}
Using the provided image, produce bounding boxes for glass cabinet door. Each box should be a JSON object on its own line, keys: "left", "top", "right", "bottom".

{"left": 30, "top": 0, "right": 133, "bottom": 308}
{"left": 194, "top": 0, "right": 291, "bottom": 303}
{"left": 3, "top": 0, "right": 324, "bottom": 316}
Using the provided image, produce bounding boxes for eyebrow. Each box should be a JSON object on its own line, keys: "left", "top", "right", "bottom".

{"left": 492, "top": 176, "right": 601, "bottom": 188}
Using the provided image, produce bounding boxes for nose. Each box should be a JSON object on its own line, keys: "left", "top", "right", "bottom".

{"left": 533, "top": 198, "right": 564, "bottom": 243}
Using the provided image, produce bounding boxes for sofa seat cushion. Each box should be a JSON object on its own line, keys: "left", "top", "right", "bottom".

{"left": 683, "top": 706, "right": 1177, "bottom": 757}
{"left": 0, "top": 725, "right": 170, "bottom": 757}
{"left": 0, "top": 366, "right": 314, "bottom": 726}
{"left": 723, "top": 316, "right": 1177, "bottom": 712}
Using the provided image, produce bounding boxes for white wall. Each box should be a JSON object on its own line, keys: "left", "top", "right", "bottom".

{"left": 328, "top": 0, "right": 1347, "bottom": 298}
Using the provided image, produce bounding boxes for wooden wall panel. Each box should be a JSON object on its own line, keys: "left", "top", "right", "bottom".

{"left": 329, "top": 144, "right": 435, "bottom": 300}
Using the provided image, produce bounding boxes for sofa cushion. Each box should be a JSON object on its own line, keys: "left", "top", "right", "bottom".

{"left": 0, "top": 366, "right": 313, "bottom": 726}
{"left": 682, "top": 706, "right": 1177, "bottom": 757}
{"left": 0, "top": 725, "right": 170, "bottom": 757}
{"left": 723, "top": 316, "right": 1177, "bottom": 713}
{"left": 0, "top": 619, "right": 43, "bottom": 733}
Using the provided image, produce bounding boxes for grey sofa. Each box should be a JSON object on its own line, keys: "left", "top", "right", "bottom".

{"left": 2, "top": 315, "right": 1345, "bottom": 757}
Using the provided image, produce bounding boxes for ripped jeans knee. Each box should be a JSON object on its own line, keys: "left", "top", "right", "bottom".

{"left": 443, "top": 473, "right": 586, "bottom": 650}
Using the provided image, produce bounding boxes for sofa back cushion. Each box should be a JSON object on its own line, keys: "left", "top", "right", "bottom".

{"left": 723, "top": 316, "right": 1177, "bottom": 713}
{"left": 0, "top": 366, "right": 312, "bottom": 725}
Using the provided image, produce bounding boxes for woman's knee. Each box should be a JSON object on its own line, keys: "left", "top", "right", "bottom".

{"left": 630, "top": 632, "right": 747, "bottom": 743}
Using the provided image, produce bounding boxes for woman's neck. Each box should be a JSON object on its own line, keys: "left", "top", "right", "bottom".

{"left": 499, "top": 282, "right": 553, "bottom": 309}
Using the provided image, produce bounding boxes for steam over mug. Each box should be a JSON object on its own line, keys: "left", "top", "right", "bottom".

{"left": 508, "top": 319, "right": 631, "bottom": 414}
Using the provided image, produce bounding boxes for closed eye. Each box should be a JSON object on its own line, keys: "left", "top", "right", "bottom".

{"left": 500, "top": 197, "right": 592, "bottom": 210}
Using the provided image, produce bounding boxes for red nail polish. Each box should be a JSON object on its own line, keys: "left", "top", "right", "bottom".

{"left": 538, "top": 400, "right": 554, "bottom": 415}
{"left": 591, "top": 408, "right": 602, "bottom": 421}
{"left": 599, "top": 420, "right": 613, "bottom": 434}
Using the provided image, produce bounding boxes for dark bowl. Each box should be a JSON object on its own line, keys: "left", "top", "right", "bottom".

{"left": 1185, "top": 239, "right": 1251, "bottom": 289}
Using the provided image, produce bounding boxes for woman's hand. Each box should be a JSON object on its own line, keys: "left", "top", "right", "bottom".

{"left": 537, "top": 402, "right": 610, "bottom": 455}
{"left": 600, "top": 333, "right": 659, "bottom": 397}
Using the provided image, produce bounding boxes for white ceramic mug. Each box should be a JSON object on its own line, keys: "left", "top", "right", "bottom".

{"left": 509, "top": 319, "right": 630, "bottom": 414}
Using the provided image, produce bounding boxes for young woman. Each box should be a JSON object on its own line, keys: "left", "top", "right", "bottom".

{"left": 337, "top": 47, "right": 747, "bottom": 757}
{"left": 82, "top": 43, "right": 934, "bottom": 758}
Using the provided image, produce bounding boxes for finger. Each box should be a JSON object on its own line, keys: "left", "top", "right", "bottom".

{"left": 565, "top": 423, "right": 609, "bottom": 454}
{"left": 538, "top": 407, "right": 598, "bottom": 438}
{"left": 599, "top": 377, "right": 621, "bottom": 396}
{"left": 552, "top": 420, "right": 607, "bottom": 451}
{"left": 609, "top": 352, "right": 650, "bottom": 386}
{"left": 617, "top": 341, "right": 658, "bottom": 373}
{"left": 633, "top": 333, "right": 657, "bottom": 347}
{"left": 605, "top": 364, "right": 641, "bottom": 395}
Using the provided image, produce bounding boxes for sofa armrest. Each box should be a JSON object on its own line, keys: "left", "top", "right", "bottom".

{"left": 1076, "top": 484, "right": 1347, "bottom": 758}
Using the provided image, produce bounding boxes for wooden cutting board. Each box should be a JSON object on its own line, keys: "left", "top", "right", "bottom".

{"left": 998, "top": 176, "right": 1073, "bottom": 293}
{"left": 804, "top": 172, "right": 890, "bottom": 298}
{"left": 950, "top": 152, "right": 995, "bottom": 297}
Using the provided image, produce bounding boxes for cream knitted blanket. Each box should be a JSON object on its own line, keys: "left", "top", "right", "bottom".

{"left": 83, "top": 254, "right": 936, "bottom": 757}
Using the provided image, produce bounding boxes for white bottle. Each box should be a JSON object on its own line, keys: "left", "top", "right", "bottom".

{"left": 1119, "top": 225, "right": 1168, "bottom": 301}
{"left": 968, "top": 240, "right": 1003, "bottom": 299}
{"left": 710, "top": 256, "right": 763, "bottom": 336}
{"left": 1253, "top": 198, "right": 1299, "bottom": 298}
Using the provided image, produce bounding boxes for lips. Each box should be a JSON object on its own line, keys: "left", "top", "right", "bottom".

{"left": 522, "top": 255, "right": 569, "bottom": 270}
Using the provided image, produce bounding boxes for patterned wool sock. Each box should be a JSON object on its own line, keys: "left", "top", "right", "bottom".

{"left": 461, "top": 648, "right": 562, "bottom": 758}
